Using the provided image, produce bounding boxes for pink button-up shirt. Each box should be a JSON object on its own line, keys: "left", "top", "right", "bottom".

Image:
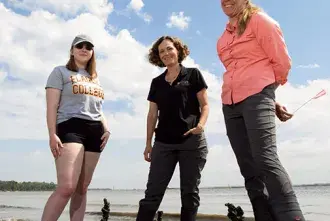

{"left": 217, "top": 12, "right": 291, "bottom": 105}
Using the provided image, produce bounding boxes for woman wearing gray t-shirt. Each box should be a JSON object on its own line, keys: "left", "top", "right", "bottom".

{"left": 42, "top": 34, "right": 110, "bottom": 220}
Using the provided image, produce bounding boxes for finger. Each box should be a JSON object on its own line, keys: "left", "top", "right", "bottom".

{"left": 51, "top": 148, "right": 56, "bottom": 158}
{"left": 101, "top": 133, "right": 106, "bottom": 140}
{"left": 192, "top": 128, "right": 202, "bottom": 134}
{"left": 58, "top": 140, "right": 64, "bottom": 148}
{"left": 286, "top": 113, "right": 293, "bottom": 117}
{"left": 56, "top": 143, "right": 62, "bottom": 156}
{"left": 147, "top": 153, "right": 151, "bottom": 162}
{"left": 144, "top": 150, "right": 151, "bottom": 162}
{"left": 183, "top": 129, "right": 193, "bottom": 136}
{"left": 183, "top": 131, "right": 189, "bottom": 136}
{"left": 282, "top": 113, "right": 293, "bottom": 119}
{"left": 52, "top": 147, "right": 59, "bottom": 159}
{"left": 144, "top": 152, "right": 148, "bottom": 162}
{"left": 100, "top": 140, "right": 107, "bottom": 149}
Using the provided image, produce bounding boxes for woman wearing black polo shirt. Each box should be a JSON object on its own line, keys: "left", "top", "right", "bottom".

{"left": 136, "top": 36, "right": 209, "bottom": 221}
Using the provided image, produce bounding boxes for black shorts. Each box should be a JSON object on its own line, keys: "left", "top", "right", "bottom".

{"left": 56, "top": 117, "right": 104, "bottom": 153}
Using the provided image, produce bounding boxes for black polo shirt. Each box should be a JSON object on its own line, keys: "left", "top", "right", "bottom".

{"left": 147, "top": 65, "right": 208, "bottom": 144}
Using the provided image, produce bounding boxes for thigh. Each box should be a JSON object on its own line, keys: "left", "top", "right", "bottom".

{"left": 85, "top": 120, "right": 104, "bottom": 153}
{"left": 178, "top": 146, "right": 208, "bottom": 189}
{"left": 242, "top": 88, "right": 279, "bottom": 168}
{"left": 145, "top": 142, "right": 178, "bottom": 195}
{"left": 57, "top": 118, "right": 85, "bottom": 146}
{"left": 55, "top": 143, "right": 85, "bottom": 189}
{"left": 76, "top": 152, "right": 101, "bottom": 193}
{"left": 222, "top": 105, "right": 258, "bottom": 180}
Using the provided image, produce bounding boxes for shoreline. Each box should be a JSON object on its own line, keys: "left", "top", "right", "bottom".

{"left": 1, "top": 182, "right": 329, "bottom": 192}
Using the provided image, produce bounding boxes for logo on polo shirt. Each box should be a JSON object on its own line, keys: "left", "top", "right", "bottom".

{"left": 177, "top": 80, "right": 190, "bottom": 86}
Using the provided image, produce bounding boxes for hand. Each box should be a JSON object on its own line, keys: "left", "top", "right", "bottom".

{"left": 143, "top": 144, "right": 152, "bottom": 162}
{"left": 183, "top": 123, "right": 204, "bottom": 136}
{"left": 275, "top": 102, "right": 293, "bottom": 122}
{"left": 49, "top": 134, "right": 63, "bottom": 159}
{"left": 100, "top": 131, "right": 111, "bottom": 150}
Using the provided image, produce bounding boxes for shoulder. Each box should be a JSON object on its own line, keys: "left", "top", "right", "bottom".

{"left": 50, "top": 65, "right": 69, "bottom": 75}
{"left": 151, "top": 70, "right": 166, "bottom": 84}
{"left": 184, "top": 66, "right": 202, "bottom": 77}
{"left": 250, "top": 11, "right": 281, "bottom": 28}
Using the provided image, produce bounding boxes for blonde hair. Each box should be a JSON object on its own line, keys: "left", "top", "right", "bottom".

{"left": 237, "top": 1, "right": 262, "bottom": 36}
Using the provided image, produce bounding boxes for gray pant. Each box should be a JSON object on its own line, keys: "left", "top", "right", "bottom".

{"left": 222, "top": 84, "right": 305, "bottom": 221}
{"left": 137, "top": 133, "right": 208, "bottom": 221}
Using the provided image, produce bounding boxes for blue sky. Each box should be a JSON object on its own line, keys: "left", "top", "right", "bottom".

{"left": 0, "top": 0, "right": 329, "bottom": 189}
{"left": 106, "top": 0, "right": 329, "bottom": 84}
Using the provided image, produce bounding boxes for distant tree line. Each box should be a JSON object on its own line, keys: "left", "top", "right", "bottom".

{"left": 0, "top": 180, "right": 56, "bottom": 191}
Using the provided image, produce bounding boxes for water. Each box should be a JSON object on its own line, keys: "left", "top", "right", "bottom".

{"left": 0, "top": 185, "right": 329, "bottom": 221}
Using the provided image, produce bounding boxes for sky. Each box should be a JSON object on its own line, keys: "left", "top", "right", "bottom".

{"left": 0, "top": 0, "right": 329, "bottom": 189}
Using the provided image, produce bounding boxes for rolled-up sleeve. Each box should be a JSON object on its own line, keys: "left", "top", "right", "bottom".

{"left": 252, "top": 12, "right": 291, "bottom": 85}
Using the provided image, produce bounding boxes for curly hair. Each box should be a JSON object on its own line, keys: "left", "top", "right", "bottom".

{"left": 148, "top": 36, "right": 190, "bottom": 67}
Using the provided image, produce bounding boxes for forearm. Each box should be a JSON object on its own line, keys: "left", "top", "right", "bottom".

{"left": 198, "top": 104, "right": 209, "bottom": 127}
{"left": 46, "top": 106, "right": 58, "bottom": 137}
{"left": 146, "top": 114, "right": 157, "bottom": 146}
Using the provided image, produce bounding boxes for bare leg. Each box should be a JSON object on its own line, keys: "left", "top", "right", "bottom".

{"left": 41, "top": 143, "right": 84, "bottom": 221}
{"left": 70, "top": 151, "right": 100, "bottom": 221}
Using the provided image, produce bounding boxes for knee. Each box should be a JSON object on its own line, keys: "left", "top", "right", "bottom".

{"left": 181, "top": 189, "right": 200, "bottom": 209}
{"left": 75, "top": 182, "right": 90, "bottom": 195}
{"left": 253, "top": 151, "right": 281, "bottom": 174}
{"left": 56, "top": 184, "right": 76, "bottom": 198}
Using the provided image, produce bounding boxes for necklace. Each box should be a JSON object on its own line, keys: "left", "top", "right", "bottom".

{"left": 165, "top": 66, "right": 181, "bottom": 85}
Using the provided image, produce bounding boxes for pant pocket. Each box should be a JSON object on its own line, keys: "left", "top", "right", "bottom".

{"left": 260, "top": 83, "right": 276, "bottom": 102}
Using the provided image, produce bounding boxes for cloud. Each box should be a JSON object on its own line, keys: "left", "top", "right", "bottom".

{"left": 166, "top": 11, "right": 191, "bottom": 30}
{"left": 297, "top": 63, "right": 320, "bottom": 69}
{"left": 0, "top": 68, "right": 7, "bottom": 84}
{"left": 128, "top": 0, "right": 144, "bottom": 11}
{"left": 127, "top": 0, "right": 152, "bottom": 23}
{"left": 6, "top": 0, "right": 114, "bottom": 20}
{"left": 0, "top": 3, "right": 330, "bottom": 189}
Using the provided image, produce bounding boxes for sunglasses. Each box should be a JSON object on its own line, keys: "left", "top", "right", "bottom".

{"left": 74, "top": 42, "right": 94, "bottom": 51}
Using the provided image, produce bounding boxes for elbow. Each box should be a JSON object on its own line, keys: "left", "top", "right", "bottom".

{"left": 274, "top": 56, "right": 291, "bottom": 85}
{"left": 147, "top": 112, "right": 158, "bottom": 121}
{"left": 285, "top": 55, "right": 292, "bottom": 71}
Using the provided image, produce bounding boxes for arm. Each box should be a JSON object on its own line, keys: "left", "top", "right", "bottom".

{"left": 46, "top": 88, "right": 61, "bottom": 137}
{"left": 197, "top": 88, "right": 209, "bottom": 129}
{"left": 146, "top": 101, "right": 158, "bottom": 147}
{"left": 100, "top": 112, "right": 110, "bottom": 132}
{"left": 253, "top": 13, "right": 291, "bottom": 85}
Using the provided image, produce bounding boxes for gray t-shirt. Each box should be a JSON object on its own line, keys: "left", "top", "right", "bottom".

{"left": 45, "top": 65, "right": 104, "bottom": 124}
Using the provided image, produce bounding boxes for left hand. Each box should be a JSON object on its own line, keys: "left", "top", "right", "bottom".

{"left": 275, "top": 102, "right": 293, "bottom": 122}
{"left": 183, "top": 124, "right": 204, "bottom": 136}
{"left": 100, "top": 130, "right": 111, "bottom": 150}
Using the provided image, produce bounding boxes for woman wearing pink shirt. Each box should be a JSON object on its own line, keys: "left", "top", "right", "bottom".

{"left": 217, "top": 1, "right": 305, "bottom": 221}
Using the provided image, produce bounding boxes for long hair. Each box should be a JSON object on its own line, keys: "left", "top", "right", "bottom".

{"left": 237, "top": 1, "right": 262, "bottom": 36}
{"left": 66, "top": 47, "right": 97, "bottom": 79}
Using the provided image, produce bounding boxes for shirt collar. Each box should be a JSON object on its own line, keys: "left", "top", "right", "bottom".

{"left": 225, "top": 21, "right": 237, "bottom": 33}
{"left": 163, "top": 63, "right": 187, "bottom": 76}
{"left": 179, "top": 64, "right": 187, "bottom": 76}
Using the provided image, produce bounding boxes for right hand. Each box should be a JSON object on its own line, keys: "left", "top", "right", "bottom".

{"left": 49, "top": 134, "right": 63, "bottom": 159}
{"left": 275, "top": 102, "right": 293, "bottom": 122}
{"left": 143, "top": 144, "right": 152, "bottom": 162}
